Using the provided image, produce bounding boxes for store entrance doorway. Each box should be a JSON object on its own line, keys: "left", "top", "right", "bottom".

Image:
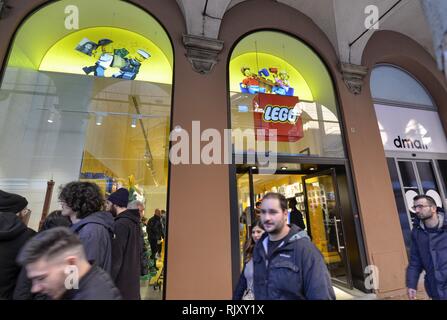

{"left": 236, "top": 163, "right": 355, "bottom": 288}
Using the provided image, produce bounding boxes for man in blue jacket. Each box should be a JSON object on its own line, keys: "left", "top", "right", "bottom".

{"left": 253, "top": 192, "right": 335, "bottom": 300}
{"left": 59, "top": 182, "right": 115, "bottom": 274}
{"left": 406, "top": 195, "right": 447, "bottom": 300}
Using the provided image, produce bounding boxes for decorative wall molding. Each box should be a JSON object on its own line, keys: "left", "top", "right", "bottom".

{"left": 183, "top": 34, "right": 224, "bottom": 74}
{"left": 340, "top": 63, "right": 369, "bottom": 95}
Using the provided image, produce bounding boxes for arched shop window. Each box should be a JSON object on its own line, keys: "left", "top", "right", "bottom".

{"left": 371, "top": 65, "right": 447, "bottom": 253}
{"left": 229, "top": 31, "right": 361, "bottom": 287}
{"left": 229, "top": 31, "right": 344, "bottom": 159}
{"left": 371, "top": 65, "right": 435, "bottom": 109}
{"left": 0, "top": 0, "right": 172, "bottom": 297}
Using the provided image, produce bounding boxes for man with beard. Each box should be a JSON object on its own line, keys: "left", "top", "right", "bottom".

{"left": 252, "top": 192, "right": 335, "bottom": 300}
{"left": 407, "top": 195, "right": 447, "bottom": 300}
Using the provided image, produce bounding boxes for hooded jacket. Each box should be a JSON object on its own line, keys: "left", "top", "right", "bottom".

{"left": 71, "top": 211, "right": 115, "bottom": 274}
{"left": 253, "top": 224, "right": 335, "bottom": 300}
{"left": 407, "top": 211, "right": 447, "bottom": 300}
{"left": 0, "top": 212, "right": 35, "bottom": 299}
{"left": 112, "top": 209, "right": 142, "bottom": 300}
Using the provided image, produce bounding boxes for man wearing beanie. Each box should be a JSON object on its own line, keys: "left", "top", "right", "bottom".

{"left": 107, "top": 188, "right": 142, "bottom": 300}
{"left": 105, "top": 188, "right": 129, "bottom": 217}
{"left": 0, "top": 190, "right": 36, "bottom": 299}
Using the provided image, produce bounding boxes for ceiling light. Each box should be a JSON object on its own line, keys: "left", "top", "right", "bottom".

{"left": 47, "top": 112, "right": 55, "bottom": 123}
{"left": 131, "top": 117, "right": 137, "bottom": 128}
{"left": 95, "top": 113, "right": 103, "bottom": 126}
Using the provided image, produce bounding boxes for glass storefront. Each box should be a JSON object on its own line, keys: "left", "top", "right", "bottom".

{"left": 372, "top": 65, "right": 447, "bottom": 255}
{"left": 0, "top": 0, "right": 173, "bottom": 299}
{"left": 229, "top": 31, "right": 345, "bottom": 158}
{"left": 229, "top": 31, "right": 365, "bottom": 291}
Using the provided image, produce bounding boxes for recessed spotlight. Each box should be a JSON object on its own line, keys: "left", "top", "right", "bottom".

{"left": 281, "top": 167, "right": 287, "bottom": 170}
{"left": 310, "top": 167, "right": 315, "bottom": 171}
{"left": 251, "top": 166, "right": 257, "bottom": 170}
{"left": 95, "top": 114, "right": 103, "bottom": 126}
{"left": 47, "top": 110, "right": 57, "bottom": 123}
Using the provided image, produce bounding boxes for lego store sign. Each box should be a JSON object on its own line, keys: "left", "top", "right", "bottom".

{"left": 253, "top": 93, "right": 304, "bottom": 142}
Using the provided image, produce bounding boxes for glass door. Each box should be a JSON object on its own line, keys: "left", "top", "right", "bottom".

{"left": 389, "top": 159, "right": 446, "bottom": 252}
{"left": 236, "top": 167, "right": 255, "bottom": 269}
{"left": 302, "top": 169, "right": 351, "bottom": 287}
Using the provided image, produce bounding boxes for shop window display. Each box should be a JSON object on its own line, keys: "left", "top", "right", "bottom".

{"left": 0, "top": 0, "right": 172, "bottom": 299}
{"left": 229, "top": 31, "right": 344, "bottom": 158}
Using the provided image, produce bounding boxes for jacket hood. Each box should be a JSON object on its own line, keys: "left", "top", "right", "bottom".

{"left": 415, "top": 211, "right": 447, "bottom": 231}
{"left": 0, "top": 212, "right": 27, "bottom": 241}
{"left": 115, "top": 209, "right": 140, "bottom": 224}
{"left": 259, "top": 224, "right": 309, "bottom": 253}
{"left": 71, "top": 211, "right": 115, "bottom": 234}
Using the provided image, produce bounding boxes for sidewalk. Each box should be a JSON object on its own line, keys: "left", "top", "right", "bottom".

{"left": 334, "top": 286, "right": 377, "bottom": 300}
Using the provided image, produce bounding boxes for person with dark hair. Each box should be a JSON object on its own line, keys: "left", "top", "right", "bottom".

{"left": 233, "top": 220, "right": 265, "bottom": 300}
{"left": 40, "top": 210, "right": 72, "bottom": 231}
{"left": 253, "top": 192, "right": 335, "bottom": 300}
{"left": 146, "top": 209, "right": 163, "bottom": 271}
{"left": 106, "top": 189, "right": 142, "bottom": 300}
{"left": 13, "top": 210, "right": 71, "bottom": 300}
{"left": 59, "top": 181, "right": 114, "bottom": 274}
{"left": 254, "top": 208, "right": 261, "bottom": 223}
{"left": 407, "top": 194, "right": 447, "bottom": 300}
{"left": 288, "top": 198, "right": 306, "bottom": 230}
{"left": 17, "top": 227, "right": 121, "bottom": 300}
{"left": 0, "top": 190, "right": 36, "bottom": 299}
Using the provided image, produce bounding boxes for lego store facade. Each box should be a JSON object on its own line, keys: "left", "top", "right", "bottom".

{"left": 1, "top": 0, "right": 447, "bottom": 299}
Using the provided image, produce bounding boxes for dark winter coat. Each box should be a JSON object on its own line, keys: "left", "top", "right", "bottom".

{"left": 0, "top": 212, "right": 35, "bottom": 299}
{"left": 60, "top": 265, "right": 122, "bottom": 300}
{"left": 253, "top": 224, "right": 335, "bottom": 300}
{"left": 112, "top": 209, "right": 142, "bottom": 300}
{"left": 147, "top": 215, "right": 163, "bottom": 241}
{"left": 70, "top": 211, "right": 115, "bottom": 274}
{"left": 406, "top": 212, "right": 447, "bottom": 300}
